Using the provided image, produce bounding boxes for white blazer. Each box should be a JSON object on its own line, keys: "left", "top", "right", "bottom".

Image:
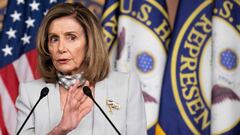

{"left": 16, "top": 71, "right": 147, "bottom": 135}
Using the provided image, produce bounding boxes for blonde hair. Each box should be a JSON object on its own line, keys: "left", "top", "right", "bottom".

{"left": 37, "top": 2, "right": 109, "bottom": 84}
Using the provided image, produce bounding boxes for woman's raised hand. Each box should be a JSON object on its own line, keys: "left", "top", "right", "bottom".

{"left": 49, "top": 80, "right": 94, "bottom": 135}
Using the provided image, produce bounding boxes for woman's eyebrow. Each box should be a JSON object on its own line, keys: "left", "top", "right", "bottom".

{"left": 48, "top": 33, "right": 57, "bottom": 36}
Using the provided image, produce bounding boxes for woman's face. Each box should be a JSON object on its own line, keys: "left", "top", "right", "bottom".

{"left": 48, "top": 16, "right": 86, "bottom": 75}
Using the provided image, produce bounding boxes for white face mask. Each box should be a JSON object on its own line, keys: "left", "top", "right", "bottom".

{"left": 57, "top": 72, "right": 85, "bottom": 90}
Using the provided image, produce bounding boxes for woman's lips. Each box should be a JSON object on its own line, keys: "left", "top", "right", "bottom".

{"left": 57, "top": 59, "right": 70, "bottom": 64}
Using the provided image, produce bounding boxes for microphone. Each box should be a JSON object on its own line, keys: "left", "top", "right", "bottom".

{"left": 83, "top": 86, "right": 121, "bottom": 135}
{"left": 17, "top": 87, "right": 49, "bottom": 135}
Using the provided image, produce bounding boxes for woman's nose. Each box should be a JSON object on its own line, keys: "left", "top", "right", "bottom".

{"left": 57, "top": 39, "right": 67, "bottom": 53}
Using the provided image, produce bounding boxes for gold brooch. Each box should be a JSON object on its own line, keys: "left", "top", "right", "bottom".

{"left": 106, "top": 99, "right": 120, "bottom": 113}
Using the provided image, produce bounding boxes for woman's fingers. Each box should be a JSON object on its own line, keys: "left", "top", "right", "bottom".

{"left": 74, "top": 91, "right": 84, "bottom": 103}
{"left": 78, "top": 94, "right": 87, "bottom": 103}
{"left": 69, "top": 80, "right": 83, "bottom": 101}
{"left": 84, "top": 80, "right": 90, "bottom": 87}
{"left": 66, "top": 79, "right": 94, "bottom": 109}
{"left": 71, "top": 80, "right": 81, "bottom": 93}
{"left": 77, "top": 97, "right": 93, "bottom": 119}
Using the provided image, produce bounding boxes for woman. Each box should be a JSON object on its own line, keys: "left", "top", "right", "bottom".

{"left": 15, "top": 2, "right": 147, "bottom": 135}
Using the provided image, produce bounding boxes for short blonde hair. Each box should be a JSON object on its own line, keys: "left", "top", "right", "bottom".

{"left": 37, "top": 2, "right": 109, "bottom": 84}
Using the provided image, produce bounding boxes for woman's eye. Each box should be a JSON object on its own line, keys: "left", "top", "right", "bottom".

{"left": 48, "top": 36, "right": 58, "bottom": 43}
{"left": 67, "top": 34, "right": 77, "bottom": 41}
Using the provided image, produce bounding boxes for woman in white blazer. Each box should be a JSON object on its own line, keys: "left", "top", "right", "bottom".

{"left": 15, "top": 2, "right": 147, "bottom": 135}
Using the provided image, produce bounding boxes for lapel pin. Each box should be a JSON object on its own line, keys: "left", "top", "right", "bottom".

{"left": 106, "top": 99, "right": 120, "bottom": 113}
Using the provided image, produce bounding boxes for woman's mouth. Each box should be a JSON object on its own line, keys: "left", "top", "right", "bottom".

{"left": 57, "top": 59, "right": 70, "bottom": 64}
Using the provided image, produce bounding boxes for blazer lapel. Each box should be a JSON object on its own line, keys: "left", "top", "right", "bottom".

{"left": 47, "top": 83, "right": 62, "bottom": 131}
{"left": 93, "top": 79, "right": 108, "bottom": 135}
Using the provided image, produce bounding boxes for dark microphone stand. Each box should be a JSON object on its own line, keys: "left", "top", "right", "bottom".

{"left": 83, "top": 86, "right": 121, "bottom": 135}
{"left": 16, "top": 87, "right": 49, "bottom": 135}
